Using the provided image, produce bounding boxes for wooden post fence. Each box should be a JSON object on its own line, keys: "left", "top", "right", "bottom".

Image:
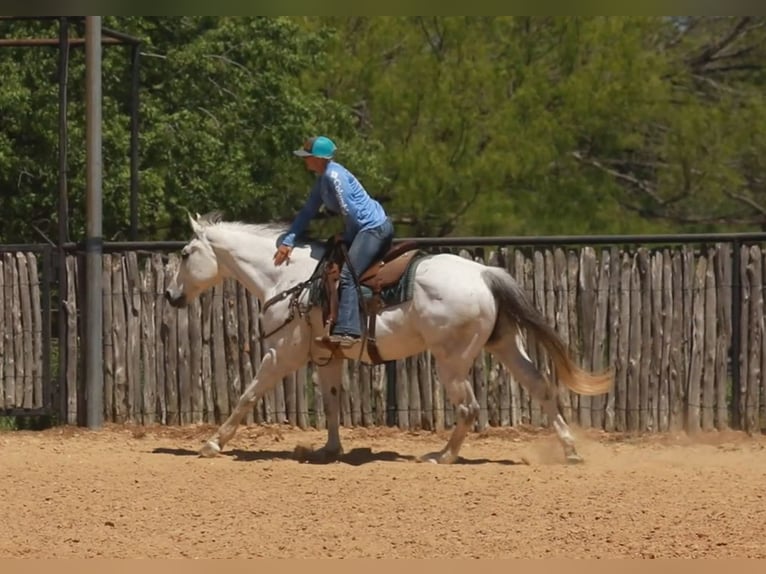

{"left": 2, "top": 240, "right": 766, "bottom": 433}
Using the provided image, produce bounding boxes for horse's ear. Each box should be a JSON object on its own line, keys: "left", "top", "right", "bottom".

{"left": 188, "top": 211, "right": 203, "bottom": 235}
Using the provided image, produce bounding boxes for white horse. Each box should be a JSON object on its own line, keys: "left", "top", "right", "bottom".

{"left": 165, "top": 212, "right": 613, "bottom": 464}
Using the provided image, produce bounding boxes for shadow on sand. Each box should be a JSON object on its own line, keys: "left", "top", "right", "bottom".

{"left": 151, "top": 445, "right": 523, "bottom": 466}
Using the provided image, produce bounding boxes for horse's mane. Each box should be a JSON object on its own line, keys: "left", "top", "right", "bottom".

{"left": 197, "top": 211, "right": 284, "bottom": 235}
{"left": 197, "top": 211, "right": 323, "bottom": 249}
{"left": 218, "top": 220, "right": 289, "bottom": 236}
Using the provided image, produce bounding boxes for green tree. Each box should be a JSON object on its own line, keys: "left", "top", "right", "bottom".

{"left": 295, "top": 16, "right": 766, "bottom": 236}
{"left": 0, "top": 17, "right": 384, "bottom": 243}
{"left": 3, "top": 17, "right": 766, "bottom": 243}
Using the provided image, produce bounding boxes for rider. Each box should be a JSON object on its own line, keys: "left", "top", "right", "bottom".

{"left": 273, "top": 135, "right": 394, "bottom": 347}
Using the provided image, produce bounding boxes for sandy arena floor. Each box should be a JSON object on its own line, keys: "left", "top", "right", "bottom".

{"left": 1, "top": 423, "right": 765, "bottom": 558}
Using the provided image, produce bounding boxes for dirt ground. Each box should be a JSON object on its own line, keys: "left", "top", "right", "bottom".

{"left": 1, "top": 422, "right": 765, "bottom": 559}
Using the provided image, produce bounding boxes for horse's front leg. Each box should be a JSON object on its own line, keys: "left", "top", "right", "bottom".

{"left": 200, "top": 335, "right": 307, "bottom": 457}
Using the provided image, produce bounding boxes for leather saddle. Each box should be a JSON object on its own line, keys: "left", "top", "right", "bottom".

{"left": 319, "top": 239, "right": 419, "bottom": 363}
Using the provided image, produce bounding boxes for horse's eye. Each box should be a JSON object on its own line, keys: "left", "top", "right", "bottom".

{"left": 181, "top": 249, "right": 190, "bottom": 259}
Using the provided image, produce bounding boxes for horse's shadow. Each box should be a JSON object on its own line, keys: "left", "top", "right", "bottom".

{"left": 233, "top": 447, "right": 415, "bottom": 466}
{"left": 151, "top": 446, "right": 522, "bottom": 466}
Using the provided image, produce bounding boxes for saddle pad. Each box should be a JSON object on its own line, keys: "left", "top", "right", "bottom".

{"left": 308, "top": 251, "right": 432, "bottom": 309}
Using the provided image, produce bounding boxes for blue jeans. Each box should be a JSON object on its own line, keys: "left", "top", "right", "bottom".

{"left": 334, "top": 218, "right": 395, "bottom": 337}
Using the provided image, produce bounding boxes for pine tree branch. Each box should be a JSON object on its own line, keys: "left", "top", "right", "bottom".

{"left": 688, "top": 17, "right": 752, "bottom": 71}
{"left": 571, "top": 151, "right": 665, "bottom": 204}
{"left": 723, "top": 190, "right": 766, "bottom": 216}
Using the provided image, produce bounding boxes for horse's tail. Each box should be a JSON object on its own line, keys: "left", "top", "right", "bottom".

{"left": 482, "top": 268, "right": 613, "bottom": 396}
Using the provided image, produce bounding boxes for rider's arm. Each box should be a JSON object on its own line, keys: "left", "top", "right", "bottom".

{"left": 281, "top": 180, "right": 323, "bottom": 247}
{"left": 325, "top": 168, "right": 356, "bottom": 245}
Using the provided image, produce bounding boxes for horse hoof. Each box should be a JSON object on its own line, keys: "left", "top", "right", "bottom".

{"left": 317, "top": 448, "right": 343, "bottom": 463}
{"left": 416, "top": 453, "right": 436, "bottom": 464}
{"left": 417, "top": 452, "right": 456, "bottom": 465}
{"left": 566, "top": 453, "right": 584, "bottom": 465}
{"left": 199, "top": 440, "right": 221, "bottom": 458}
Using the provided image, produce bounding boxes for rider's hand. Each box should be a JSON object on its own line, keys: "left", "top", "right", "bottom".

{"left": 273, "top": 244, "right": 292, "bottom": 266}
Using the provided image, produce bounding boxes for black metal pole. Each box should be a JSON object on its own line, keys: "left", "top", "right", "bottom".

{"left": 57, "top": 16, "right": 69, "bottom": 424}
{"left": 101, "top": 26, "right": 142, "bottom": 44}
{"left": 731, "top": 239, "right": 742, "bottom": 429}
{"left": 130, "top": 43, "right": 140, "bottom": 241}
{"left": 385, "top": 362, "right": 397, "bottom": 426}
{"left": 41, "top": 245, "right": 52, "bottom": 416}
{"left": 394, "top": 231, "right": 766, "bottom": 248}
{"left": 54, "top": 231, "right": 766, "bottom": 256}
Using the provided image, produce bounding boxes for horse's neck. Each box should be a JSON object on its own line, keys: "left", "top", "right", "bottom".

{"left": 208, "top": 225, "right": 323, "bottom": 303}
{"left": 268, "top": 245, "right": 325, "bottom": 295}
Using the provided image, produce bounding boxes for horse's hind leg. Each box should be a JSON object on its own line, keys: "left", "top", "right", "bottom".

{"left": 309, "top": 358, "right": 345, "bottom": 462}
{"left": 418, "top": 358, "right": 479, "bottom": 465}
{"left": 487, "top": 331, "right": 582, "bottom": 463}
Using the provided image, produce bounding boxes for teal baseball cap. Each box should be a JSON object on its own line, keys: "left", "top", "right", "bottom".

{"left": 293, "top": 135, "right": 336, "bottom": 159}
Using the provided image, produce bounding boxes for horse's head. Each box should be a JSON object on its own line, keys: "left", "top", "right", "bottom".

{"left": 165, "top": 211, "right": 224, "bottom": 308}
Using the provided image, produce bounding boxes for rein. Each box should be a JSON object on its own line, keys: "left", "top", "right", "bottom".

{"left": 257, "top": 238, "right": 334, "bottom": 341}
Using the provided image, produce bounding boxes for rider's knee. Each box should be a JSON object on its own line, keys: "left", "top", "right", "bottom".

{"left": 339, "top": 267, "right": 354, "bottom": 287}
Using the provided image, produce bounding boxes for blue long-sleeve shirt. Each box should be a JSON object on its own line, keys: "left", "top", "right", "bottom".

{"left": 281, "top": 161, "right": 388, "bottom": 247}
